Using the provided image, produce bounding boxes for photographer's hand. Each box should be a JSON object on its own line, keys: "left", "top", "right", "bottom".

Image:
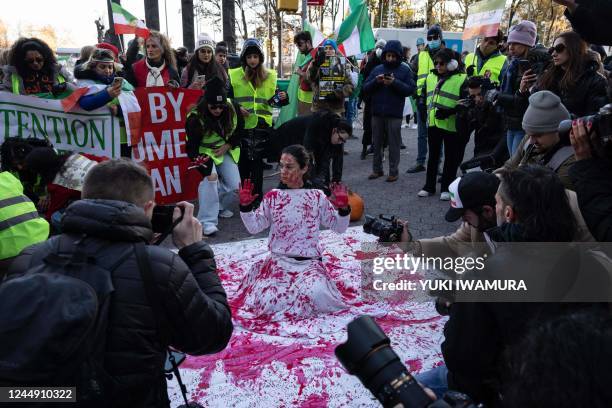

{"left": 519, "top": 69, "right": 537, "bottom": 93}
{"left": 569, "top": 119, "right": 593, "bottom": 160}
{"left": 172, "top": 202, "right": 202, "bottom": 249}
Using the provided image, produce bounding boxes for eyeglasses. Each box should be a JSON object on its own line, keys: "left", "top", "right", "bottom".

{"left": 209, "top": 104, "right": 226, "bottom": 110}
{"left": 434, "top": 60, "right": 446, "bottom": 66}
{"left": 427, "top": 35, "right": 440, "bottom": 41}
{"left": 548, "top": 43, "right": 566, "bottom": 55}
{"left": 26, "top": 57, "right": 43, "bottom": 64}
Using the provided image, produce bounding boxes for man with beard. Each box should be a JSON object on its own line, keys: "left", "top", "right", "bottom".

{"left": 401, "top": 171, "right": 499, "bottom": 258}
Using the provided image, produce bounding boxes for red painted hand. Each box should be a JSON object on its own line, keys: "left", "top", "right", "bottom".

{"left": 328, "top": 183, "right": 349, "bottom": 209}
{"left": 239, "top": 179, "right": 259, "bottom": 206}
{"left": 188, "top": 155, "right": 210, "bottom": 170}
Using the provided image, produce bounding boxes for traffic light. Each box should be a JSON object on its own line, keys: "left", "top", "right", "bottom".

{"left": 405, "top": 20, "right": 425, "bottom": 29}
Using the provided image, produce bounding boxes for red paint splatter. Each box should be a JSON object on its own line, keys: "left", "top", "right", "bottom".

{"left": 300, "top": 392, "right": 330, "bottom": 407}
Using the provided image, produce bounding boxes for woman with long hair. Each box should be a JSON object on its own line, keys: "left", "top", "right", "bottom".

{"left": 180, "top": 33, "right": 228, "bottom": 88}
{"left": 1, "top": 37, "right": 75, "bottom": 96}
{"left": 235, "top": 144, "right": 351, "bottom": 321}
{"left": 185, "top": 76, "right": 243, "bottom": 236}
{"left": 529, "top": 31, "right": 608, "bottom": 117}
{"left": 124, "top": 30, "right": 180, "bottom": 87}
{"left": 228, "top": 38, "right": 287, "bottom": 203}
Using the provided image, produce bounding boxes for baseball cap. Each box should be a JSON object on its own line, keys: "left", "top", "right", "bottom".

{"left": 445, "top": 172, "right": 500, "bottom": 222}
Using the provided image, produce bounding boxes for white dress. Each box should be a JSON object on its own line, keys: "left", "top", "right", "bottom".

{"left": 235, "top": 187, "right": 351, "bottom": 321}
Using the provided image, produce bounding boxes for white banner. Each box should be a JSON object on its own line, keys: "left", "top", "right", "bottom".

{"left": 0, "top": 92, "right": 121, "bottom": 158}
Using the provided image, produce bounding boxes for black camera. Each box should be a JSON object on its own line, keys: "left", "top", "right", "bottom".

{"left": 335, "top": 316, "right": 481, "bottom": 408}
{"left": 363, "top": 214, "right": 404, "bottom": 242}
{"left": 559, "top": 103, "right": 612, "bottom": 149}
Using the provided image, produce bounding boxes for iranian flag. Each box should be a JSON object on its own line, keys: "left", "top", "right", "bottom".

{"left": 111, "top": 2, "right": 150, "bottom": 38}
{"left": 462, "top": 0, "right": 507, "bottom": 40}
{"left": 305, "top": 20, "right": 326, "bottom": 52}
{"left": 336, "top": 0, "right": 375, "bottom": 57}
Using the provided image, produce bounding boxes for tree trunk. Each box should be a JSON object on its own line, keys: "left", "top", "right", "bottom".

{"left": 276, "top": 10, "right": 283, "bottom": 76}
{"left": 426, "top": 0, "right": 435, "bottom": 26}
{"left": 241, "top": 6, "right": 248, "bottom": 40}
{"left": 181, "top": 0, "right": 195, "bottom": 52}
{"left": 222, "top": 0, "right": 236, "bottom": 52}
{"left": 144, "top": 0, "right": 161, "bottom": 31}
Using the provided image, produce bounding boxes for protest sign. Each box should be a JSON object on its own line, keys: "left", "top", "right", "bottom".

{"left": 132, "top": 87, "right": 203, "bottom": 204}
{"left": 0, "top": 92, "right": 121, "bottom": 158}
{"left": 463, "top": 0, "right": 506, "bottom": 40}
{"left": 318, "top": 56, "right": 347, "bottom": 100}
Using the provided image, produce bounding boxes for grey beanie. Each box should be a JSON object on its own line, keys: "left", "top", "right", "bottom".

{"left": 522, "top": 91, "right": 571, "bottom": 134}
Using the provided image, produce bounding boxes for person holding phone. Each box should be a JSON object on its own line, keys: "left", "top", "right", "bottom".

{"left": 180, "top": 33, "right": 228, "bottom": 89}
{"left": 74, "top": 48, "right": 139, "bottom": 157}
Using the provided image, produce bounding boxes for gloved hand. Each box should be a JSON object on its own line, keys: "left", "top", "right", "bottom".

{"left": 239, "top": 179, "right": 259, "bottom": 207}
{"left": 314, "top": 47, "right": 326, "bottom": 66}
{"left": 328, "top": 182, "right": 349, "bottom": 209}
{"left": 188, "top": 155, "right": 210, "bottom": 176}
{"left": 435, "top": 107, "right": 454, "bottom": 120}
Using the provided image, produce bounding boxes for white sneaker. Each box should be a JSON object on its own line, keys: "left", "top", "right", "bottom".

{"left": 440, "top": 192, "right": 451, "bottom": 201}
{"left": 417, "top": 190, "right": 433, "bottom": 197}
{"left": 203, "top": 225, "right": 219, "bottom": 236}
{"left": 219, "top": 209, "right": 234, "bottom": 218}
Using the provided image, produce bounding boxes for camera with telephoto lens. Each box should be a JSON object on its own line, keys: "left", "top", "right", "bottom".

{"left": 558, "top": 104, "right": 612, "bottom": 151}
{"left": 363, "top": 214, "right": 404, "bottom": 242}
{"left": 336, "top": 316, "right": 482, "bottom": 408}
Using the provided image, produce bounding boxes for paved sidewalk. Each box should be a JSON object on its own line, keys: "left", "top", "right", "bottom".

{"left": 200, "top": 119, "right": 473, "bottom": 245}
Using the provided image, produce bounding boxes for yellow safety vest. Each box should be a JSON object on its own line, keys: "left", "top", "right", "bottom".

{"left": 11, "top": 73, "right": 66, "bottom": 97}
{"left": 426, "top": 72, "right": 467, "bottom": 132}
{"left": 0, "top": 172, "right": 49, "bottom": 260}
{"left": 417, "top": 50, "right": 434, "bottom": 97}
{"left": 464, "top": 52, "right": 507, "bottom": 86}
{"left": 228, "top": 67, "right": 277, "bottom": 129}
{"left": 297, "top": 87, "right": 313, "bottom": 104}
{"left": 186, "top": 100, "right": 241, "bottom": 166}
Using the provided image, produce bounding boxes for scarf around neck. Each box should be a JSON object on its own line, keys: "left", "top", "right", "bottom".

{"left": 145, "top": 58, "right": 166, "bottom": 87}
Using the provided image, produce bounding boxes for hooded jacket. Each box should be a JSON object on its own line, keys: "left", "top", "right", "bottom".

{"left": 362, "top": 40, "right": 416, "bottom": 118}
{"left": 8, "top": 199, "right": 233, "bottom": 407}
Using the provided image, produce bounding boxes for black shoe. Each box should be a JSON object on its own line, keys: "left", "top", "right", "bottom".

{"left": 360, "top": 147, "right": 367, "bottom": 160}
{"left": 405, "top": 164, "right": 426, "bottom": 173}
{"left": 400, "top": 144, "right": 406, "bottom": 150}
{"left": 366, "top": 146, "right": 374, "bottom": 155}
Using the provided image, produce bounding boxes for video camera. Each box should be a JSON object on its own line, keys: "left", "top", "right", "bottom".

{"left": 363, "top": 215, "right": 404, "bottom": 242}
{"left": 335, "top": 316, "right": 482, "bottom": 408}
{"left": 559, "top": 103, "right": 612, "bottom": 152}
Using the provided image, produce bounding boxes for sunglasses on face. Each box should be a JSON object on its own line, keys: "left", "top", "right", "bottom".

{"left": 26, "top": 57, "right": 43, "bottom": 64}
{"left": 427, "top": 35, "right": 440, "bottom": 41}
{"left": 549, "top": 43, "right": 566, "bottom": 54}
{"left": 434, "top": 60, "right": 446, "bottom": 66}
{"left": 209, "top": 104, "right": 226, "bottom": 110}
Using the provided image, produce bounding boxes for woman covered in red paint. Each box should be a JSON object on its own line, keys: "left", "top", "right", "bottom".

{"left": 236, "top": 144, "right": 352, "bottom": 320}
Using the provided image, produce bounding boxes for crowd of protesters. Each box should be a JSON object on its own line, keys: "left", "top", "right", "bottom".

{"left": 1, "top": 1, "right": 612, "bottom": 405}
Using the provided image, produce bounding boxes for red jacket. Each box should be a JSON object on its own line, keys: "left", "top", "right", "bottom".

{"left": 131, "top": 59, "right": 176, "bottom": 87}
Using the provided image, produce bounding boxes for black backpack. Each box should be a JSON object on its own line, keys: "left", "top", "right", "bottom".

{"left": 0, "top": 234, "right": 133, "bottom": 403}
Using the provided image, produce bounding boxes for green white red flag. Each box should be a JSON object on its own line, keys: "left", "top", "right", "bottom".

{"left": 336, "top": 0, "right": 376, "bottom": 56}
{"left": 462, "top": 0, "right": 507, "bottom": 40}
{"left": 111, "top": 2, "right": 150, "bottom": 38}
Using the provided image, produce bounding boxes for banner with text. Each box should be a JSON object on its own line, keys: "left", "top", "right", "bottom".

{"left": 463, "top": 0, "right": 506, "bottom": 40}
{"left": 0, "top": 92, "right": 121, "bottom": 158}
{"left": 132, "top": 87, "right": 203, "bottom": 204}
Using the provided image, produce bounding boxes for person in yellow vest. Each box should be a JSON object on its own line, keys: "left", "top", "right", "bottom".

{"left": 186, "top": 76, "right": 244, "bottom": 236}
{"left": 406, "top": 25, "right": 446, "bottom": 174}
{"left": 228, "top": 38, "right": 287, "bottom": 203}
{"left": 464, "top": 29, "right": 508, "bottom": 87}
{"left": 293, "top": 31, "right": 314, "bottom": 116}
{"left": 417, "top": 48, "right": 468, "bottom": 201}
{"left": 0, "top": 171, "right": 49, "bottom": 276}
{"left": 1, "top": 37, "right": 75, "bottom": 97}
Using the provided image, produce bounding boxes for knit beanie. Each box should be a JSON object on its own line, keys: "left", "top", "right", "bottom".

{"left": 195, "top": 33, "right": 215, "bottom": 54}
{"left": 204, "top": 76, "right": 227, "bottom": 104}
{"left": 522, "top": 91, "right": 571, "bottom": 134}
{"left": 507, "top": 21, "right": 537, "bottom": 47}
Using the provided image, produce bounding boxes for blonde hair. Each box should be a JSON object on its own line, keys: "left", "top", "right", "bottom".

{"left": 146, "top": 30, "right": 177, "bottom": 71}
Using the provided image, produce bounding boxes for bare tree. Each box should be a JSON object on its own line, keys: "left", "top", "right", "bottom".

{"left": 235, "top": 0, "right": 251, "bottom": 39}
{"left": 195, "top": 0, "right": 223, "bottom": 34}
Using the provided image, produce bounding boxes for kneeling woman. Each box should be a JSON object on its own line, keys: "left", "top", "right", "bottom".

{"left": 186, "top": 76, "right": 243, "bottom": 236}
{"left": 235, "top": 145, "right": 351, "bottom": 320}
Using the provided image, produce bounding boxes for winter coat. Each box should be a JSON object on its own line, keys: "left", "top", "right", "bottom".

{"left": 569, "top": 158, "right": 612, "bottom": 242}
{"left": 1, "top": 64, "right": 76, "bottom": 95}
{"left": 533, "top": 59, "right": 609, "bottom": 117}
{"left": 362, "top": 40, "right": 416, "bottom": 119}
{"left": 124, "top": 39, "right": 180, "bottom": 88}
{"left": 8, "top": 199, "right": 233, "bottom": 407}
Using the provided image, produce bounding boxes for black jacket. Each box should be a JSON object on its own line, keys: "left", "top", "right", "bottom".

{"left": 564, "top": 0, "right": 612, "bottom": 45}
{"left": 456, "top": 100, "right": 506, "bottom": 157}
{"left": 569, "top": 158, "right": 612, "bottom": 242}
{"left": 9, "top": 199, "right": 233, "bottom": 407}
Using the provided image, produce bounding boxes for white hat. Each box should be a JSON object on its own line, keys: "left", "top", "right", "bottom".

{"left": 195, "top": 33, "right": 215, "bottom": 53}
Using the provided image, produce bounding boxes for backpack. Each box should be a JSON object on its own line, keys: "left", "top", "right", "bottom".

{"left": 0, "top": 233, "right": 133, "bottom": 403}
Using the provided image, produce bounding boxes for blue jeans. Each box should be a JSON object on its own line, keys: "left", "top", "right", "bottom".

{"left": 345, "top": 98, "right": 357, "bottom": 125}
{"left": 416, "top": 104, "right": 428, "bottom": 165}
{"left": 506, "top": 129, "right": 525, "bottom": 156}
{"left": 415, "top": 364, "right": 449, "bottom": 400}
{"left": 196, "top": 153, "right": 241, "bottom": 229}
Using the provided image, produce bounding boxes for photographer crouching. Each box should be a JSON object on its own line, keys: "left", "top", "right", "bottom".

{"left": 568, "top": 104, "right": 612, "bottom": 241}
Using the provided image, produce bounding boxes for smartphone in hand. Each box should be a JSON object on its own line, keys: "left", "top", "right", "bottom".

{"left": 112, "top": 77, "right": 124, "bottom": 88}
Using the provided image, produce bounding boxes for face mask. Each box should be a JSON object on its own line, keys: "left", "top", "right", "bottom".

{"left": 376, "top": 48, "right": 382, "bottom": 58}
{"left": 429, "top": 40, "right": 441, "bottom": 50}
